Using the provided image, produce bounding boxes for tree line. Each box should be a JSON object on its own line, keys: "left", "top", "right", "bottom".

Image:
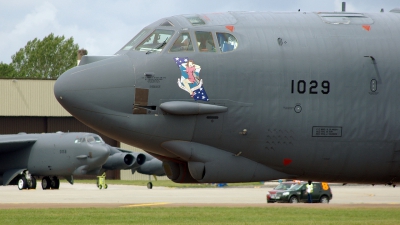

{"left": 0, "top": 33, "right": 80, "bottom": 79}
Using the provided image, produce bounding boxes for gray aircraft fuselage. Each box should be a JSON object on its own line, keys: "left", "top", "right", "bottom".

{"left": 55, "top": 11, "right": 400, "bottom": 184}
{"left": 0, "top": 132, "right": 109, "bottom": 185}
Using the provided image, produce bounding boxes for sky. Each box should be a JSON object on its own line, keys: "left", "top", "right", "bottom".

{"left": 0, "top": 0, "right": 398, "bottom": 64}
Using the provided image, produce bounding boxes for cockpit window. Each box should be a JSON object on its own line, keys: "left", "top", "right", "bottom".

{"left": 184, "top": 15, "right": 206, "bottom": 26}
{"left": 135, "top": 29, "right": 175, "bottom": 52}
{"left": 195, "top": 31, "right": 216, "bottom": 52}
{"left": 86, "top": 136, "right": 95, "bottom": 143}
{"left": 169, "top": 32, "right": 194, "bottom": 52}
{"left": 121, "top": 29, "right": 150, "bottom": 51}
{"left": 94, "top": 136, "right": 104, "bottom": 143}
{"left": 216, "top": 33, "right": 238, "bottom": 52}
{"left": 318, "top": 13, "right": 374, "bottom": 25}
{"left": 160, "top": 20, "right": 174, "bottom": 26}
{"left": 74, "top": 138, "right": 86, "bottom": 144}
{"left": 76, "top": 135, "right": 103, "bottom": 144}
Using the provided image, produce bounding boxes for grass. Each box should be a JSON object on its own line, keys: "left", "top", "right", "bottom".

{"left": 1, "top": 207, "right": 400, "bottom": 224}
{"left": 70, "top": 179, "right": 266, "bottom": 188}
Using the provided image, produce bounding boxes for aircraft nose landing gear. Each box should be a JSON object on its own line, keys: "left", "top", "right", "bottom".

{"left": 17, "top": 170, "right": 37, "bottom": 190}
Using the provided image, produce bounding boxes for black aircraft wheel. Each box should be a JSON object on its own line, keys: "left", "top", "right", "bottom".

{"left": 98, "top": 184, "right": 102, "bottom": 190}
{"left": 42, "top": 177, "right": 51, "bottom": 190}
{"left": 319, "top": 196, "right": 329, "bottom": 204}
{"left": 289, "top": 196, "right": 299, "bottom": 203}
{"left": 18, "top": 176, "right": 28, "bottom": 190}
{"left": 51, "top": 176, "right": 60, "bottom": 189}
{"left": 28, "top": 177, "right": 37, "bottom": 189}
{"left": 147, "top": 182, "right": 153, "bottom": 189}
{"left": 104, "top": 184, "right": 108, "bottom": 189}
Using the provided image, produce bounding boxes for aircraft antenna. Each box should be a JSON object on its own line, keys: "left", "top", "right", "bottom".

{"left": 342, "top": 2, "right": 346, "bottom": 12}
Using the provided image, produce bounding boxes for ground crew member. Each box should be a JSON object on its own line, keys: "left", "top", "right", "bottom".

{"left": 306, "top": 181, "right": 313, "bottom": 203}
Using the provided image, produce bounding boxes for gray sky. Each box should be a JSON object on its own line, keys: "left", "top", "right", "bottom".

{"left": 0, "top": 0, "right": 398, "bottom": 64}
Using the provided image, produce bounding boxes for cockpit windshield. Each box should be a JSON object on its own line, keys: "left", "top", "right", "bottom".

{"left": 135, "top": 29, "right": 175, "bottom": 53}
{"left": 75, "top": 135, "right": 104, "bottom": 144}
{"left": 74, "top": 137, "right": 86, "bottom": 144}
{"left": 120, "top": 29, "right": 150, "bottom": 51}
{"left": 86, "top": 136, "right": 95, "bottom": 143}
{"left": 94, "top": 136, "right": 104, "bottom": 143}
{"left": 169, "top": 32, "right": 193, "bottom": 52}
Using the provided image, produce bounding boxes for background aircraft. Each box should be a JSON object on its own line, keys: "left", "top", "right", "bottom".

{"left": 55, "top": 9, "right": 400, "bottom": 185}
{"left": 0, "top": 132, "right": 165, "bottom": 190}
{"left": 0, "top": 132, "right": 109, "bottom": 190}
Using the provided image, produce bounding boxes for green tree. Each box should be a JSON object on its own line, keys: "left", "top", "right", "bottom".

{"left": 0, "top": 62, "right": 17, "bottom": 78}
{"left": 10, "top": 33, "right": 79, "bottom": 79}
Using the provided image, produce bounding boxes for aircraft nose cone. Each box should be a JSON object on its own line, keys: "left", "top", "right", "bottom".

{"left": 54, "top": 63, "right": 89, "bottom": 113}
{"left": 90, "top": 144, "right": 111, "bottom": 167}
{"left": 98, "top": 144, "right": 111, "bottom": 160}
{"left": 74, "top": 144, "right": 111, "bottom": 175}
{"left": 54, "top": 54, "right": 135, "bottom": 117}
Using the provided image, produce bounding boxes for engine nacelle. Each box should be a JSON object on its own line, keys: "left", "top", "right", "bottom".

{"left": 102, "top": 153, "right": 135, "bottom": 170}
{"left": 162, "top": 141, "right": 294, "bottom": 183}
{"left": 127, "top": 152, "right": 146, "bottom": 170}
{"left": 136, "top": 156, "right": 165, "bottom": 176}
{"left": 162, "top": 161, "right": 198, "bottom": 183}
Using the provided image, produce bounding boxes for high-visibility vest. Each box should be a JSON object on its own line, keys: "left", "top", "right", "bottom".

{"left": 306, "top": 184, "right": 313, "bottom": 193}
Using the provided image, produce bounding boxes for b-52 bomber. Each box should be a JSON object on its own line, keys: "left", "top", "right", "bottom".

{"left": 55, "top": 9, "right": 400, "bottom": 186}
{"left": 0, "top": 132, "right": 165, "bottom": 190}
{"left": 0, "top": 132, "right": 109, "bottom": 190}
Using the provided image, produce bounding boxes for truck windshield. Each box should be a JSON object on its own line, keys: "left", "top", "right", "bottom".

{"left": 288, "top": 183, "right": 304, "bottom": 191}
{"left": 274, "top": 183, "right": 295, "bottom": 190}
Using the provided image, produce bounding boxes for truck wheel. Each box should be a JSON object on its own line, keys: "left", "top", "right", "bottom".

{"left": 320, "top": 196, "right": 329, "bottom": 203}
{"left": 289, "top": 196, "right": 299, "bottom": 203}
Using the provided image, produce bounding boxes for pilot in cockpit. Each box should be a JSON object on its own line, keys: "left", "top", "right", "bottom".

{"left": 170, "top": 33, "right": 192, "bottom": 52}
{"left": 196, "top": 32, "right": 215, "bottom": 52}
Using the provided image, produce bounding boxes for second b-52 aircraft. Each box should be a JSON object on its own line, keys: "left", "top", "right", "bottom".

{"left": 0, "top": 132, "right": 109, "bottom": 190}
{"left": 0, "top": 132, "right": 165, "bottom": 190}
{"left": 55, "top": 9, "right": 400, "bottom": 186}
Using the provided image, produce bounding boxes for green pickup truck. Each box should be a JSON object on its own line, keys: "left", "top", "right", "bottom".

{"left": 271, "top": 182, "right": 332, "bottom": 203}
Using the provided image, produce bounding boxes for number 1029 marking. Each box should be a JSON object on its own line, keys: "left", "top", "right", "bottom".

{"left": 291, "top": 80, "right": 330, "bottom": 94}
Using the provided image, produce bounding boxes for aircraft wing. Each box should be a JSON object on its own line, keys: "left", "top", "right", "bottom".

{"left": 116, "top": 148, "right": 134, "bottom": 154}
{"left": 0, "top": 139, "right": 37, "bottom": 154}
